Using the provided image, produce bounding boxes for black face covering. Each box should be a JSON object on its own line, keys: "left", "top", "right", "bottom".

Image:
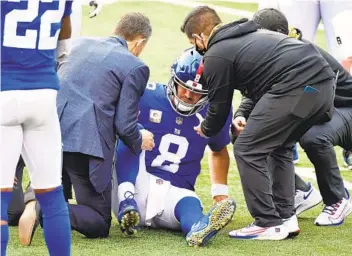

{"left": 193, "top": 36, "right": 206, "bottom": 56}
{"left": 195, "top": 44, "right": 206, "bottom": 56}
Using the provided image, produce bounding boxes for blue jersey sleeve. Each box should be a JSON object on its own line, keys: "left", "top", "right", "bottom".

{"left": 207, "top": 107, "right": 233, "bottom": 152}
{"left": 64, "top": 0, "right": 73, "bottom": 17}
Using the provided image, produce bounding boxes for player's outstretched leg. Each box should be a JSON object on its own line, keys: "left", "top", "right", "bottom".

{"left": 35, "top": 186, "right": 71, "bottom": 256}
{"left": 1, "top": 191, "right": 13, "bottom": 255}
{"left": 114, "top": 137, "right": 142, "bottom": 236}
{"left": 118, "top": 192, "right": 140, "bottom": 236}
{"left": 186, "top": 198, "right": 236, "bottom": 247}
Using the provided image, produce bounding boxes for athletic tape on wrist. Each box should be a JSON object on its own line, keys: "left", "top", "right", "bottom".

{"left": 211, "top": 184, "right": 229, "bottom": 198}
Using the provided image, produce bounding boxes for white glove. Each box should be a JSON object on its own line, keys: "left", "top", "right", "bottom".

{"left": 89, "top": 0, "right": 103, "bottom": 18}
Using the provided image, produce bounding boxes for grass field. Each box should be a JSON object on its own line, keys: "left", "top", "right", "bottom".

{"left": 7, "top": 1, "right": 352, "bottom": 255}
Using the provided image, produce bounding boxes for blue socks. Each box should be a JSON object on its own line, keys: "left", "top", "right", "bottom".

{"left": 35, "top": 186, "right": 71, "bottom": 256}
{"left": 1, "top": 191, "right": 12, "bottom": 256}
{"left": 175, "top": 197, "right": 204, "bottom": 234}
{"left": 115, "top": 140, "right": 140, "bottom": 186}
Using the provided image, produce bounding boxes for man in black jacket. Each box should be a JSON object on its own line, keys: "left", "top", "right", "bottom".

{"left": 232, "top": 8, "right": 352, "bottom": 227}
{"left": 181, "top": 6, "right": 335, "bottom": 240}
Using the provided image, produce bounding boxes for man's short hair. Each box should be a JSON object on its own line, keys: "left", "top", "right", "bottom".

{"left": 115, "top": 12, "right": 152, "bottom": 41}
{"left": 181, "top": 6, "right": 222, "bottom": 38}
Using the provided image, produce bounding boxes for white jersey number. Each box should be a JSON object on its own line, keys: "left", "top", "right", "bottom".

{"left": 3, "top": 0, "right": 67, "bottom": 49}
{"left": 151, "top": 134, "right": 189, "bottom": 173}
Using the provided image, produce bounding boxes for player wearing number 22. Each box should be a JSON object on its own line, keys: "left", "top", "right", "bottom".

{"left": 112, "top": 48, "right": 236, "bottom": 247}
{"left": 1, "top": 0, "right": 72, "bottom": 255}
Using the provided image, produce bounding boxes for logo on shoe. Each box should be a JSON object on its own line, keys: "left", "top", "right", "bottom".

{"left": 191, "top": 221, "right": 207, "bottom": 232}
{"left": 303, "top": 189, "right": 313, "bottom": 200}
{"left": 275, "top": 228, "right": 280, "bottom": 233}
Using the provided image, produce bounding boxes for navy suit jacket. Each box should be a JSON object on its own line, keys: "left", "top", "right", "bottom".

{"left": 57, "top": 36, "right": 149, "bottom": 193}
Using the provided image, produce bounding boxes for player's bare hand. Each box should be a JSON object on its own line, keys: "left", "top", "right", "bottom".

{"left": 232, "top": 116, "right": 247, "bottom": 134}
{"left": 194, "top": 113, "right": 207, "bottom": 138}
{"left": 213, "top": 195, "right": 228, "bottom": 204}
{"left": 141, "top": 129, "right": 155, "bottom": 151}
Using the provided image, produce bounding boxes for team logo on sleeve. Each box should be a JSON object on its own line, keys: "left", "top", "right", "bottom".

{"left": 149, "top": 109, "right": 162, "bottom": 123}
{"left": 176, "top": 117, "right": 183, "bottom": 125}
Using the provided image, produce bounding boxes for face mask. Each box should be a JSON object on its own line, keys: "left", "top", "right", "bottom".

{"left": 173, "top": 97, "right": 194, "bottom": 112}
{"left": 192, "top": 34, "right": 207, "bottom": 56}
{"left": 195, "top": 44, "right": 206, "bottom": 56}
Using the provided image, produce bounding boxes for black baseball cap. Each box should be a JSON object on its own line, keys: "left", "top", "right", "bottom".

{"left": 253, "top": 8, "right": 289, "bottom": 35}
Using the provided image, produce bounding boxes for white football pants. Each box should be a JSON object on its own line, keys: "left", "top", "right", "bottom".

{"left": 0, "top": 89, "right": 62, "bottom": 189}
{"left": 112, "top": 151, "right": 200, "bottom": 230}
{"left": 258, "top": 0, "right": 352, "bottom": 62}
{"left": 71, "top": 0, "right": 82, "bottom": 39}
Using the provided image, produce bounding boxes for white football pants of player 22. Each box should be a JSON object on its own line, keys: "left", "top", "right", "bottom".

{"left": 112, "top": 151, "right": 201, "bottom": 230}
{"left": 0, "top": 89, "right": 62, "bottom": 189}
{"left": 258, "top": 0, "right": 352, "bottom": 62}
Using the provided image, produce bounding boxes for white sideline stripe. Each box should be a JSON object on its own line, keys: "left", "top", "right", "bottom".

{"left": 206, "top": 146, "right": 352, "bottom": 190}
{"left": 295, "top": 167, "right": 352, "bottom": 190}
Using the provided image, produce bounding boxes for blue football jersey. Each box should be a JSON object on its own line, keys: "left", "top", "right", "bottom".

{"left": 138, "top": 83, "right": 232, "bottom": 191}
{"left": 1, "top": 0, "right": 73, "bottom": 91}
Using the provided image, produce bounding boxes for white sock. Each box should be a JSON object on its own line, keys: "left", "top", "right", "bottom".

{"left": 118, "top": 182, "right": 135, "bottom": 202}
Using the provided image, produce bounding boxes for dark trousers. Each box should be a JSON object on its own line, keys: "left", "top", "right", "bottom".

{"left": 8, "top": 157, "right": 25, "bottom": 226}
{"left": 63, "top": 152, "right": 112, "bottom": 238}
{"left": 299, "top": 107, "right": 352, "bottom": 205}
{"left": 234, "top": 80, "right": 334, "bottom": 227}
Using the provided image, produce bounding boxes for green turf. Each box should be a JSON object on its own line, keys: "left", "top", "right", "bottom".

{"left": 7, "top": 1, "right": 352, "bottom": 255}
{"left": 203, "top": 0, "right": 259, "bottom": 12}
{"left": 194, "top": 0, "right": 329, "bottom": 50}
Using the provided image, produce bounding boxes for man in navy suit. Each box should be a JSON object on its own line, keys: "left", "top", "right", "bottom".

{"left": 16, "top": 12, "right": 155, "bottom": 242}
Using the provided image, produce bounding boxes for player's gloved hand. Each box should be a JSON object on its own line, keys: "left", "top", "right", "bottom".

{"left": 288, "top": 27, "right": 303, "bottom": 40}
{"left": 140, "top": 129, "right": 155, "bottom": 151}
{"left": 89, "top": 0, "right": 103, "bottom": 18}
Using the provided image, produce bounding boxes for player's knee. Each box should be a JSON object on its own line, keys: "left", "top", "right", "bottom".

{"left": 86, "top": 219, "right": 111, "bottom": 238}
{"left": 299, "top": 133, "right": 330, "bottom": 149}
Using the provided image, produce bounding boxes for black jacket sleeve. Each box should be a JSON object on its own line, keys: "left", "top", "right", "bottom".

{"left": 201, "top": 56, "right": 234, "bottom": 137}
{"left": 234, "top": 96, "right": 254, "bottom": 119}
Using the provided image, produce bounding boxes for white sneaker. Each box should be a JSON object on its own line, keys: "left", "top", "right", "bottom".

{"left": 314, "top": 189, "right": 352, "bottom": 226}
{"left": 229, "top": 223, "right": 289, "bottom": 240}
{"left": 295, "top": 182, "right": 322, "bottom": 216}
{"left": 282, "top": 215, "right": 300, "bottom": 237}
